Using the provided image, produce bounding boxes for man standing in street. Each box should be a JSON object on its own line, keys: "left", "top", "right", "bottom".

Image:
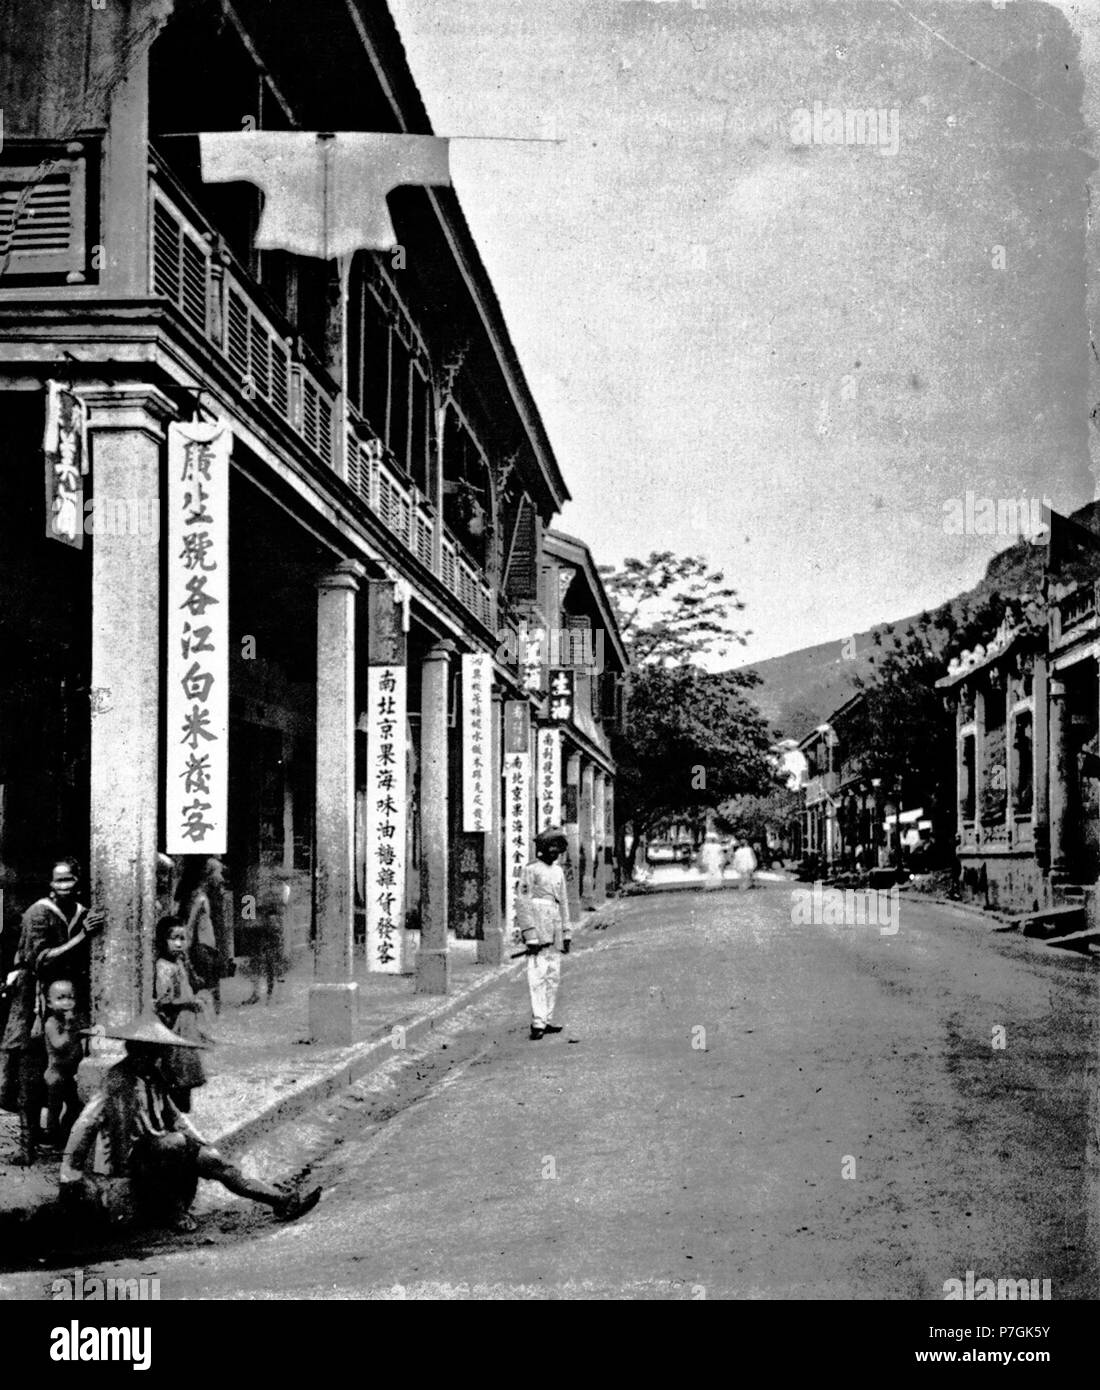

{"left": 516, "top": 830, "right": 572, "bottom": 1040}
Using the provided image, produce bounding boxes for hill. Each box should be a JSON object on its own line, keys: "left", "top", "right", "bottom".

{"left": 740, "top": 500, "right": 1100, "bottom": 741}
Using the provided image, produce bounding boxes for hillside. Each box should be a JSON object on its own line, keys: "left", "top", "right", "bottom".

{"left": 741, "top": 501, "right": 1100, "bottom": 741}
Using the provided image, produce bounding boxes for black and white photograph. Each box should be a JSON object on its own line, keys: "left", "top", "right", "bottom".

{"left": 0, "top": 0, "right": 1097, "bottom": 1346}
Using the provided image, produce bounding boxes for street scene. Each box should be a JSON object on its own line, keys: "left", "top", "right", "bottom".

{"left": 2, "top": 881, "right": 1095, "bottom": 1301}
{"left": 1, "top": 0, "right": 1099, "bottom": 1338}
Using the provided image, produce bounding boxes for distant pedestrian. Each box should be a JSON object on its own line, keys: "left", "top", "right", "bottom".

{"left": 175, "top": 856, "right": 226, "bottom": 1000}
{"left": 242, "top": 865, "right": 290, "bottom": 1006}
{"left": 516, "top": 830, "right": 571, "bottom": 1040}
{"left": 695, "top": 833, "right": 725, "bottom": 890}
{"left": 732, "top": 841, "right": 758, "bottom": 891}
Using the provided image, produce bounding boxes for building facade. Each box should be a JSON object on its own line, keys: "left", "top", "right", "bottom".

{"left": 0, "top": 0, "right": 623, "bottom": 1043}
{"left": 938, "top": 587, "right": 1099, "bottom": 916}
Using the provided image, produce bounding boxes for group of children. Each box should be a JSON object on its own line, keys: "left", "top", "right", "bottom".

{"left": 17, "top": 916, "right": 211, "bottom": 1154}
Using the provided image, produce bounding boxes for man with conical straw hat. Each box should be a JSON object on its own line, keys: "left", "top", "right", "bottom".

{"left": 59, "top": 1015, "right": 321, "bottom": 1230}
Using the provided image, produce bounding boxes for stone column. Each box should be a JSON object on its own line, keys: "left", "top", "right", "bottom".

{"left": 1033, "top": 656, "right": 1050, "bottom": 870}
{"left": 1048, "top": 678, "right": 1072, "bottom": 877}
{"left": 564, "top": 750, "right": 581, "bottom": 918}
{"left": 477, "top": 686, "right": 505, "bottom": 965}
{"left": 417, "top": 640, "right": 454, "bottom": 993}
{"left": 83, "top": 385, "right": 176, "bottom": 1035}
{"left": 579, "top": 762, "right": 595, "bottom": 904}
{"left": 310, "top": 559, "right": 365, "bottom": 1043}
{"left": 592, "top": 770, "right": 607, "bottom": 901}
{"left": 1005, "top": 680, "right": 1018, "bottom": 847}
{"left": 974, "top": 684, "right": 987, "bottom": 845}
{"left": 605, "top": 778, "right": 617, "bottom": 891}
{"left": 956, "top": 695, "right": 968, "bottom": 841}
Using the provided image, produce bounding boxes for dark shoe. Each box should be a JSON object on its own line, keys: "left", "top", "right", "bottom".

{"left": 274, "top": 1185, "right": 322, "bottom": 1222}
{"left": 542, "top": 1024, "right": 564, "bottom": 1034}
{"left": 529, "top": 1027, "right": 545, "bottom": 1041}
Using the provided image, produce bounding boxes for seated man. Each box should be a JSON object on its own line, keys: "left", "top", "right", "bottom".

{"left": 59, "top": 1016, "right": 320, "bottom": 1231}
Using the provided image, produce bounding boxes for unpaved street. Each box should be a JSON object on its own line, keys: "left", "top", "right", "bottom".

{"left": 3, "top": 884, "right": 1097, "bottom": 1300}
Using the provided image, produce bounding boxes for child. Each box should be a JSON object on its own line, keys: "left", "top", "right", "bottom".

{"left": 42, "top": 978, "right": 83, "bottom": 1148}
{"left": 153, "top": 917, "right": 209, "bottom": 1113}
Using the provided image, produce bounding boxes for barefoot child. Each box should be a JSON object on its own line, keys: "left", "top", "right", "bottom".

{"left": 42, "top": 979, "right": 83, "bottom": 1147}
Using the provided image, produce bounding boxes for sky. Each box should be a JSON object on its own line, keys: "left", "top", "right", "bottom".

{"left": 387, "top": 0, "right": 1100, "bottom": 666}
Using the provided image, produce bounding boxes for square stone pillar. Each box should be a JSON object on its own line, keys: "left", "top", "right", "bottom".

{"left": 592, "top": 770, "right": 607, "bottom": 900}
{"left": 477, "top": 686, "right": 505, "bottom": 965}
{"left": 579, "top": 761, "right": 595, "bottom": 905}
{"left": 974, "top": 684, "right": 987, "bottom": 847}
{"left": 1033, "top": 655, "right": 1050, "bottom": 870}
{"left": 417, "top": 640, "right": 454, "bottom": 993}
{"left": 310, "top": 559, "right": 365, "bottom": 1044}
{"left": 564, "top": 750, "right": 581, "bottom": 919}
{"left": 1048, "top": 678, "right": 1072, "bottom": 877}
{"left": 83, "top": 385, "right": 177, "bottom": 1034}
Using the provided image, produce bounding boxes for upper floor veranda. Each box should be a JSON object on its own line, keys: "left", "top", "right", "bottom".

{"left": 0, "top": 0, "right": 569, "bottom": 640}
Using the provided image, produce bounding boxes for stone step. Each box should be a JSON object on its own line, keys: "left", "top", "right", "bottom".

{"left": 998, "top": 904, "right": 1088, "bottom": 939}
{"left": 1044, "top": 925, "right": 1100, "bottom": 953}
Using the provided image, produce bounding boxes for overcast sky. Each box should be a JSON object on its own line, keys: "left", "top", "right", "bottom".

{"left": 388, "top": 0, "right": 1100, "bottom": 666}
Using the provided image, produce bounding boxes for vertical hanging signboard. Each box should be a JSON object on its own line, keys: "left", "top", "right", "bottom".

{"left": 44, "top": 382, "right": 87, "bottom": 548}
{"left": 366, "top": 581, "right": 410, "bottom": 974}
{"left": 536, "top": 726, "right": 562, "bottom": 832}
{"left": 462, "top": 652, "right": 492, "bottom": 831}
{"left": 503, "top": 701, "right": 531, "bottom": 945}
{"left": 166, "top": 422, "right": 230, "bottom": 855}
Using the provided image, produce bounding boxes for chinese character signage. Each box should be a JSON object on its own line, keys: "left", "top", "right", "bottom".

{"left": 366, "top": 665, "right": 409, "bottom": 973}
{"left": 462, "top": 653, "right": 492, "bottom": 831}
{"left": 504, "top": 699, "right": 530, "bottom": 754}
{"left": 44, "top": 382, "right": 86, "bottom": 548}
{"left": 548, "top": 669, "right": 575, "bottom": 723}
{"left": 536, "top": 727, "right": 562, "bottom": 832}
{"left": 504, "top": 750, "right": 531, "bottom": 945}
{"left": 166, "top": 422, "right": 230, "bottom": 854}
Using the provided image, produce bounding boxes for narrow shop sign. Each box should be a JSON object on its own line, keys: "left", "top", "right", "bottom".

{"left": 166, "top": 422, "right": 230, "bottom": 855}
{"left": 503, "top": 701, "right": 531, "bottom": 945}
{"left": 536, "top": 726, "right": 562, "bottom": 832}
{"left": 461, "top": 652, "right": 492, "bottom": 832}
{"left": 43, "top": 382, "right": 87, "bottom": 548}
{"left": 366, "top": 659, "right": 410, "bottom": 975}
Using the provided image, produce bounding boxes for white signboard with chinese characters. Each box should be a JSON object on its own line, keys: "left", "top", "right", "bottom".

{"left": 44, "top": 382, "right": 87, "bottom": 548}
{"left": 504, "top": 750, "right": 532, "bottom": 945}
{"left": 536, "top": 727, "right": 562, "bottom": 832}
{"left": 166, "top": 422, "right": 230, "bottom": 854}
{"left": 461, "top": 652, "right": 492, "bottom": 831}
{"left": 366, "top": 665, "right": 409, "bottom": 973}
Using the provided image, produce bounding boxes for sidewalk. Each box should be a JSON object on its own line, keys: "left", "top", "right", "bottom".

{"left": 0, "top": 907, "right": 620, "bottom": 1228}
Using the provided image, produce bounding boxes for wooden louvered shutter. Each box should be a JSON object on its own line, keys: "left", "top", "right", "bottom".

{"left": 0, "top": 147, "right": 89, "bottom": 281}
{"left": 503, "top": 495, "right": 540, "bottom": 601}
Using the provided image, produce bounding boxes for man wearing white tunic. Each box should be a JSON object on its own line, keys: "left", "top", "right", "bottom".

{"left": 516, "top": 830, "right": 572, "bottom": 1040}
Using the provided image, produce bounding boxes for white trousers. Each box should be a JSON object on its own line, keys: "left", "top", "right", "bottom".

{"left": 527, "top": 946, "right": 561, "bottom": 1029}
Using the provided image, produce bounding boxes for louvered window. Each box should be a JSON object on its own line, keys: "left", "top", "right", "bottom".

{"left": 0, "top": 145, "right": 90, "bottom": 282}
{"left": 503, "top": 495, "right": 541, "bottom": 601}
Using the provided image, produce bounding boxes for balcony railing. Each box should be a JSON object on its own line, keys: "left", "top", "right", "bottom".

{"left": 147, "top": 154, "right": 494, "bottom": 632}
{"left": 1054, "top": 581, "right": 1098, "bottom": 635}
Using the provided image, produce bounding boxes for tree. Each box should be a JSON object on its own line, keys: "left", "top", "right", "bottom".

{"left": 717, "top": 786, "right": 802, "bottom": 858}
{"left": 600, "top": 551, "right": 749, "bottom": 667}
{"left": 599, "top": 552, "right": 780, "bottom": 876}
{"left": 843, "top": 591, "right": 1025, "bottom": 850}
